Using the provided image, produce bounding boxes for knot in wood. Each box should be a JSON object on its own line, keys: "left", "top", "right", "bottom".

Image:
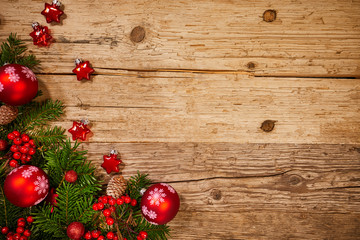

{"left": 260, "top": 120, "right": 276, "bottom": 132}
{"left": 289, "top": 175, "right": 302, "bottom": 186}
{"left": 247, "top": 62, "right": 256, "bottom": 69}
{"left": 210, "top": 189, "right": 222, "bottom": 200}
{"left": 130, "top": 26, "right": 146, "bottom": 43}
{"left": 263, "top": 10, "right": 277, "bottom": 22}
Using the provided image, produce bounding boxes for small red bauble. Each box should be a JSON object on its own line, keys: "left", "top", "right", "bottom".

{"left": 139, "top": 231, "right": 148, "bottom": 239}
{"left": 72, "top": 59, "right": 94, "bottom": 81}
{"left": 0, "top": 64, "right": 38, "bottom": 106}
{"left": 41, "top": 0, "right": 64, "bottom": 23}
{"left": 0, "top": 139, "right": 8, "bottom": 151}
{"left": 106, "top": 232, "right": 114, "bottom": 239}
{"left": 101, "top": 150, "right": 122, "bottom": 174}
{"left": 66, "top": 222, "right": 85, "bottom": 240}
{"left": 1, "top": 226, "right": 9, "bottom": 234}
{"left": 26, "top": 216, "right": 34, "bottom": 223}
{"left": 65, "top": 170, "right": 78, "bottom": 183}
{"left": 4, "top": 165, "right": 49, "bottom": 207}
{"left": 29, "top": 22, "right": 52, "bottom": 47}
{"left": 140, "top": 183, "right": 180, "bottom": 225}
{"left": 68, "top": 120, "right": 91, "bottom": 141}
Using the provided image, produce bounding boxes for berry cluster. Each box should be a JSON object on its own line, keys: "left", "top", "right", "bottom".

{"left": 84, "top": 195, "right": 147, "bottom": 240}
{"left": 7, "top": 130, "right": 36, "bottom": 168}
{"left": 1, "top": 216, "right": 33, "bottom": 240}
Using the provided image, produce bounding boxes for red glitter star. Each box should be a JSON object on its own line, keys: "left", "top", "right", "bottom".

{"left": 29, "top": 22, "right": 52, "bottom": 47}
{"left": 101, "top": 150, "right": 122, "bottom": 174}
{"left": 68, "top": 120, "right": 91, "bottom": 141}
{"left": 41, "top": 1, "right": 64, "bottom": 23}
{"left": 46, "top": 188, "right": 58, "bottom": 213}
{"left": 72, "top": 59, "right": 95, "bottom": 81}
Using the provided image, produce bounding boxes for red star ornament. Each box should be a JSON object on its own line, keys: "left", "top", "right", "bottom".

{"left": 46, "top": 188, "right": 59, "bottom": 213}
{"left": 29, "top": 22, "right": 52, "bottom": 47}
{"left": 72, "top": 59, "right": 95, "bottom": 81}
{"left": 101, "top": 150, "right": 122, "bottom": 174}
{"left": 41, "top": 0, "right": 64, "bottom": 23}
{"left": 68, "top": 120, "right": 91, "bottom": 141}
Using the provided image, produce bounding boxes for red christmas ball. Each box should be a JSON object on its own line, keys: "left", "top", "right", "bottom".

{"left": 140, "top": 183, "right": 180, "bottom": 225}
{"left": 65, "top": 170, "right": 78, "bottom": 183}
{"left": 0, "top": 139, "right": 8, "bottom": 151}
{"left": 66, "top": 222, "right": 85, "bottom": 240}
{"left": 4, "top": 165, "right": 49, "bottom": 207}
{"left": 0, "top": 64, "right": 38, "bottom": 106}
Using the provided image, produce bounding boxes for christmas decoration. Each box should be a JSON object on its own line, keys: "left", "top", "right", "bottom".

{"left": 0, "top": 63, "right": 38, "bottom": 106}
{"left": 29, "top": 22, "right": 52, "bottom": 47}
{"left": 72, "top": 59, "right": 95, "bottom": 81}
{"left": 106, "top": 175, "right": 127, "bottom": 198}
{"left": 0, "top": 216, "right": 33, "bottom": 240}
{"left": 141, "top": 183, "right": 180, "bottom": 225}
{"left": 68, "top": 119, "right": 92, "bottom": 141}
{"left": 4, "top": 165, "right": 49, "bottom": 207}
{"left": 0, "top": 139, "right": 8, "bottom": 151}
{"left": 7, "top": 131, "right": 36, "bottom": 166}
{"left": 0, "top": 105, "right": 18, "bottom": 125}
{"left": 67, "top": 222, "right": 85, "bottom": 240}
{"left": 101, "top": 150, "right": 122, "bottom": 174}
{"left": 41, "top": 0, "right": 64, "bottom": 23}
{"left": 65, "top": 170, "right": 78, "bottom": 183}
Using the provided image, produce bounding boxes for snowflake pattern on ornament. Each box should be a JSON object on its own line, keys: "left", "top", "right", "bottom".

{"left": 142, "top": 206, "right": 158, "bottom": 220}
{"left": 28, "top": 166, "right": 39, "bottom": 173}
{"left": 4, "top": 66, "right": 20, "bottom": 82}
{"left": 147, "top": 187, "right": 166, "bottom": 206}
{"left": 148, "top": 221, "right": 159, "bottom": 225}
{"left": 34, "top": 176, "right": 49, "bottom": 195}
{"left": 160, "top": 183, "right": 176, "bottom": 194}
{"left": 9, "top": 166, "right": 22, "bottom": 176}
{"left": 22, "top": 170, "right": 33, "bottom": 178}
{"left": 21, "top": 66, "right": 37, "bottom": 81}
{"left": 0, "top": 82, "right": 3, "bottom": 93}
{"left": 34, "top": 195, "right": 47, "bottom": 205}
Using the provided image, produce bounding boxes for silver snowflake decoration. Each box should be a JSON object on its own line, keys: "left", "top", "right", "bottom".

{"left": 21, "top": 66, "right": 37, "bottom": 82}
{"left": 142, "top": 205, "right": 158, "bottom": 220}
{"left": 34, "top": 176, "right": 49, "bottom": 195}
{"left": 147, "top": 187, "right": 166, "bottom": 206}
{"left": 0, "top": 82, "right": 3, "bottom": 92}
{"left": 160, "top": 183, "right": 176, "bottom": 194}
{"left": 21, "top": 170, "right": 33, "bottom": 179}
{"left": 4, "top": 66, "right": 20, "bottom": 82}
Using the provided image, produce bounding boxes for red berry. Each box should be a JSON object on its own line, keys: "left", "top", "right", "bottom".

{"left": 28, "top": 148, "right": 36, "bottom": 155}
{"left": 16, "top": 227, "right": 24, "bottom": 234}
{"left": 91, "top": 230, "right": 100, "bottom": 238}
{"left": 106, "top": 217, "right": 114, "bottom": 225}
{"left": 7, "top": 133, "right": 15, "bottom": 140}
{"left": 101, "top": 196, "right": 108, "bottom": 204}
{"left": 139, "top": 231, "right": 148, "bottom": 239}
{"left": 13, "top": 138, "right": 22, "bottom": 145}
{"left": 116, "top": 198, "right": 124, "bottom": 205}
{"left": 20, "top": 154, "right": 27, "bottom": 161}
{"left": 130, "top": 199, "right": 137, "bottom": 206}
{"left": 20, "top": 146, "right": 29, "bottom": 154}
{"left": 21, "top": 134, "right": 30, "bottom": 143}
{"left": 17, "top": 221, "right": 25, "bottom": 228}
{"left": 108, "top": 198, "right": 116, "bottom": 206}
{"left": 23, "top": 143, "right": 30, "bottom": 148}
{"left": 98, "top": 236, "right": 105, "bottom": 240}
{"left": 124, "top": 196, "right": 131, "bottom": 204}
{"left": 9, "top": 160, "right": 18, "bottom": 168}
{"left": 23, "top": 229, "right": 31, "bottom": 237}
{"left": 1, "top": 226, "right": 9, "bottom": 234}
{"left": 26, "top": 155, "right": 32, "bottom": 162}
{"left": 26, "top": 216, "right": 34, "bottom": 223}
{"left": 84, "top": 231, "right": 92, "bottom": 239}
{"left": 109, "top": 206, "right": 116, "bottom": 212}
{"left": 137, "top": 236, "right": 143, "bottom": 240}
{"left": 65, "top": 170, "right": 78, "bottom": 183}
{"left": 12, "top": 131, "right": 20, "bottom": 137}
{"left": 106, "top": 232, "right": 114, "bottom": 239}
{"left": 13, "top": 233, "right": 20, "bottom": 239}
{"left": 0, "top": 139, "right": 8, "bottom": 151}
{"left": 10, "top": 145, "right": 19, "bottom": 152}
{"left": 114, "top": 236, "right": 119, "bottom": 240}
{"left": 103, "top": 208, "right": 111, "bottom": 217}
{"left": 13, "top": 152, "right": 21, "bottom": 160}
{"left": 20, "top": 236, "right": 28, "bottom": 240}
{"left": 97, "top": 202, "right": 104, "bottom": 210}
{"left": 28, "top": 139, "right": 35, "bottom": 147}
{"left": 93, "top": 203, "right": 99, "bottom": 211}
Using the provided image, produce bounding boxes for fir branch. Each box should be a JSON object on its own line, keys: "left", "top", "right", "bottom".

{"left": 126, "top": 172, "right": 152, "bottom": 201}
{"left": 0, "top": 33, "right": 40, "bottom": 70}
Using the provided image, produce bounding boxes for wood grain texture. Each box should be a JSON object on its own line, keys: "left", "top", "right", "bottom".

{"left": 1, "top": 0, "right": 360, "bottom": 238}
{"left": 0, "top": 0, "right": 360, "bottom": 77}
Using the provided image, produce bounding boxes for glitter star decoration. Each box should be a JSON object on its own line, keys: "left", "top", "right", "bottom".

{"left": 101, "top": 150, "right": 122, "bottom": 174}
{"left": 72, "top": 59, "right": 95, "bottom": 81}
{"left": 41, "top": 0, "right": 64, "bottom": 23}
{"left": 29, "top": 22, "right": 52, "bottom": 47}
{"left": 68, "top": 120, "right": 91, "bottom": 141}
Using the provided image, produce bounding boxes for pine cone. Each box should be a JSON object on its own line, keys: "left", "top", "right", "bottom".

{"left": 106, "top": 175, "right": 127, "bottom": 198}
{"left": 0, "top": 105, "right": 18, "bottom": 125}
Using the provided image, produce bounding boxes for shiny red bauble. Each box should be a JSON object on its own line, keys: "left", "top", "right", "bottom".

{"left": 66, "top": 222, "right": 85, "bottom": 240}
{"left": 0, "top": 64, "right": 38, "bottom": 106}
{"left": 4, "top": 165, "right": 49, "bottom": 207}
{"left": 140, "top": 183, "right": 180, "bottom": 225}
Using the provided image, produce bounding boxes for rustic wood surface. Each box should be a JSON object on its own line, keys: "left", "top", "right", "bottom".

{"left": 1, "top": 0, "right": 360, "bottom": 239}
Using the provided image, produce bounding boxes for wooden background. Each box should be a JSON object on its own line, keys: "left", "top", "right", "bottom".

{"left": 1, "top": 0, "right": 360, "bottom": 239}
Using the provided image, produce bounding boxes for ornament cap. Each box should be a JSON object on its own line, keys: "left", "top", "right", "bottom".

{"left": 110, "top": 149, "right": 118, "bottom": 155}
{"left": 52, "top": 0, "right": 61, "bottom": 6}
{"left": 75, "top": 58, "right": 82, "bottom": 65}
{"left": 140, "top": 188, "right": 146, "bottom": 196}
{"left": 32, "top": 22, "right": 40, "bottom": 30}
{"left": 81, "top": 119, "right": 89, "bottom": 125}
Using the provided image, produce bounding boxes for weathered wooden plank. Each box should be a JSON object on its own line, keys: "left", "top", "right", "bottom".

{"left": 37, "top": 73, "right": 360, "bottom": 144}
{"left": 1, "top": 0, "right": 360, "bottom": 77}
{"left": 169, "top": 211, "right": 360, "bottom": 239}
